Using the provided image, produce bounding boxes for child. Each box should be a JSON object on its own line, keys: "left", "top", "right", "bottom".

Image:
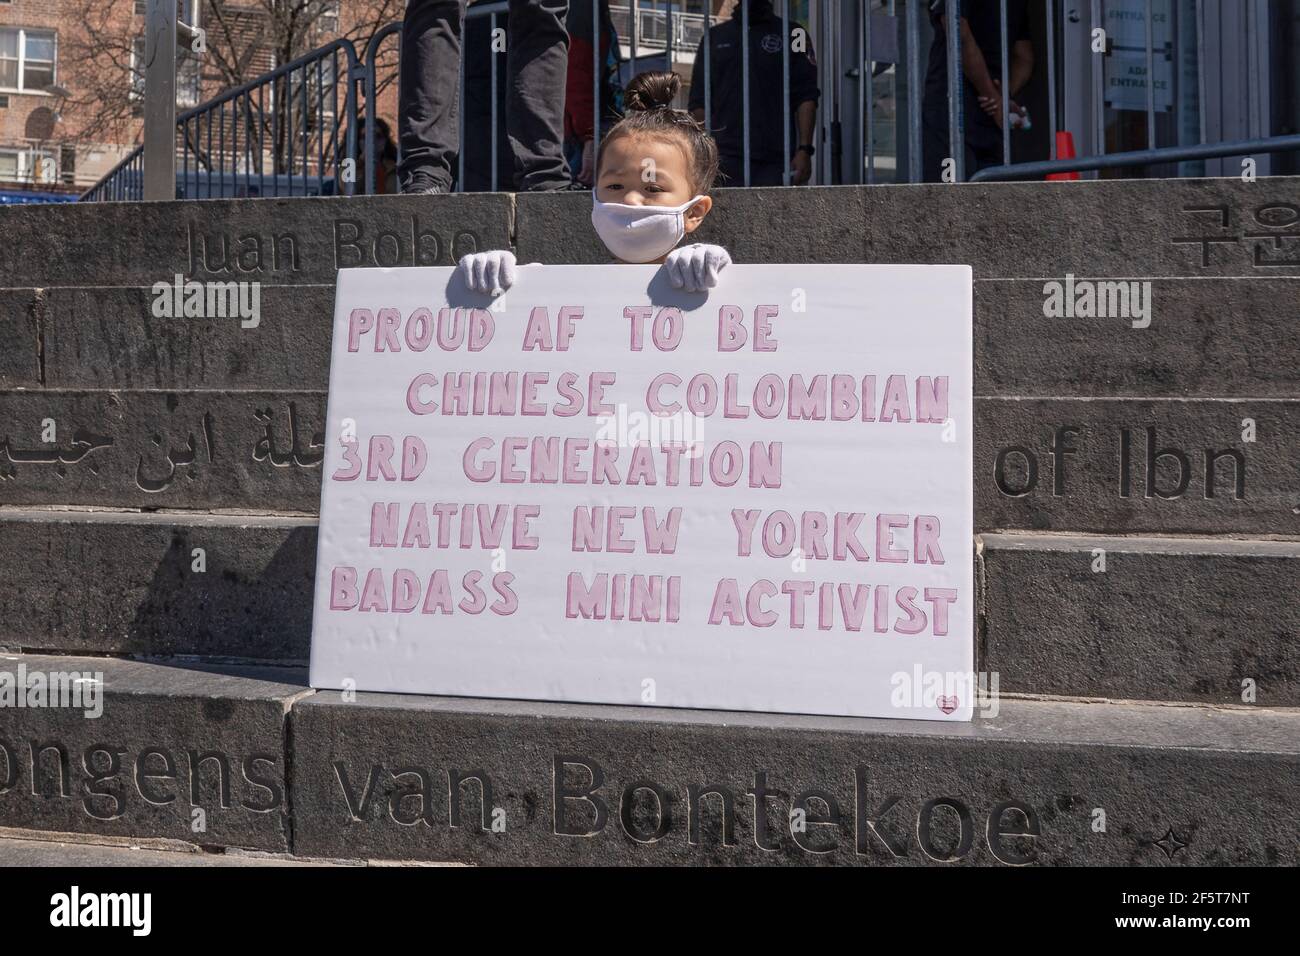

{"left": 458, "top": 71, "right": 731, "bottom": 294}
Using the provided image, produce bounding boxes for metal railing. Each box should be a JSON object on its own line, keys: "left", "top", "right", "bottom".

{"left": 950, "top": 0, "right": 1295, "bottom": 182}
{"left": 82, "top": 38, "right": 360, "bottom": 202}
{"left": 970, "top": 133, "right": 1300, "bottom": 182}
{"left": 610, "top": 3, "right": 709, "bottom": 56}
{"left": 363, "top": 21, "right": 404, "bottom": 197}
{"left": 176, "top": 38, "right": 360, "bottom": 198}
{"left": 80, "top": 148, "right": 146, "bottom": 203}
{"left": 83, "top": 0, "right": 1297, "bottom": 202}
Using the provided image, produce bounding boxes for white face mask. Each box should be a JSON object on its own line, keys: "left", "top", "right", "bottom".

{"left": 590, "top": 195, "right": 706, "bottom": 263}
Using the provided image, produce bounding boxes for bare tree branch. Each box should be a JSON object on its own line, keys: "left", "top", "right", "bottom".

{"left": 62, "top": 0, "right": 408, "bottom": 184}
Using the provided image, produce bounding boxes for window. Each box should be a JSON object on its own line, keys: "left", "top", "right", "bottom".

{"left": 131, "top": 36, "right": 200, "bottom": 107}
{"left": 129, "top": 37, "right": 145, "bottom": 101}
{"left": 59, "top": 144, "right": 76, "bottom": 185}
{"left": 316, "top": 0, "right": 341, "bottom": 36}
{"left": 0, "top": 146, "right": 55, "bottom": 183}
{"left": 0, "top": 32, "right": 18, "bottom": 89}
{"left": 0, "top": 28, "right": 57, "bottom": 93}
{"left": 318, "top": 55, "right": 339, "bottom": 118}
{"left": 177, "top": 51, "right": 200, "bottom": 107}
{"left": 136, "top": 1, "right": 201, "bottom": 19}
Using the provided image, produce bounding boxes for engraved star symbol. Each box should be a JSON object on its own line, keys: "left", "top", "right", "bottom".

{"left": 1151, "top": 827, "right": 1188, "bottom": 860}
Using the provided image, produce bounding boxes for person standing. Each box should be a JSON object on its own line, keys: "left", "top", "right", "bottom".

{"left": 355, "top": 117, "right": 400, "bottom": 194}
{"left": 399, "top": 0, "right": 572, "bottom": 193}
{"left": 688, "top": 0, "right": 820, "bottom": 187}
{"left": 922, "top": 0, "right": 1034, "bottom": 182}
{"left": 564, "top": 0, "right": 623, "bottom": 187}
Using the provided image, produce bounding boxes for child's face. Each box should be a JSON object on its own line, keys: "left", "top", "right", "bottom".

{"left": 595, "top": 133, "right": 711, "bottom": 236}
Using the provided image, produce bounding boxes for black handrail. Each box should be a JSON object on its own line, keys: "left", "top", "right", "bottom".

{"left": 81, "top": 38, "right": 363, "bottom": 201}
{"left": 969, "top": 134, "right": 1300, "bottom": 183}
{"left": 363, "top": 22, "right": 403, "bottom": 197}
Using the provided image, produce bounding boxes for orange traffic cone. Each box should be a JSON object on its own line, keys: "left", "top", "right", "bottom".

{"left": 1047, "top": 131, "right": 1081, "bottom": 181}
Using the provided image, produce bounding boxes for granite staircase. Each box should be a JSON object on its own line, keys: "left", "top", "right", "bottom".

{"left": 0, "top": 178, "right": 1297, "bottom": 865}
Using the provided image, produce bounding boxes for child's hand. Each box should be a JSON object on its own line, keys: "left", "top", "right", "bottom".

{"left": 458, "top": 250, "right": 517, "bottom": 295}
{"left": 665, "top": 243, "right": 731, "bottom": 292}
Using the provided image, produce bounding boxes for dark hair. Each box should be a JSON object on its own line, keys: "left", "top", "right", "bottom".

{"left": 599, "top": 71, "right": 720, "bottom": 194}
{"left": 732, "top": 0, "right": 774, "bottom": 18}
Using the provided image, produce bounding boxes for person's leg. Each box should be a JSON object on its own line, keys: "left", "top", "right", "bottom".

{"left": 506, "top": 0, "right": 571, "bottom": 191}
{"left": 970, "top": 120, "right": 1005, "bottom": 177}
{"left": 398, "top": 0, "right": 469, "bottom": 192}
{"left": 564, "top": 137, "right": 584, "bottom": 186}
{"left": 716, "top": 153, "right": 786, "bottom": 187}
{"left": 750, "top": 161, "right": 788, "bottom": 187}
{"left": 921, "top": 104, "right": 949, "bottom": 183}
{"left": 717, "top": 153, "right": 744, "bottom": 187}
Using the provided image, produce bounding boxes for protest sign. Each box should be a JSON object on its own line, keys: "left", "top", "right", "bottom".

{"left": 310, "top": 264, "right": 973, "bottom": 719}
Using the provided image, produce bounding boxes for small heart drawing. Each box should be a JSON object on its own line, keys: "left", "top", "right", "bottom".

{"left": 937, "top": 696, "right": 959, "bottom": 714}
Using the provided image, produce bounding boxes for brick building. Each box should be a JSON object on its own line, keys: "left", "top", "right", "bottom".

{"left": 0, "top": 0, "right": 85, "bottom": 195}
{"left": 0, "top": 0, "right": 401, "bottom": 199}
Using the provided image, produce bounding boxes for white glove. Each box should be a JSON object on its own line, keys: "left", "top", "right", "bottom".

{"left": 458, "top": 250, "right": 517, "bottom": 295}
{"left": 665, "top": 243, "right": 731, "bottom": 292}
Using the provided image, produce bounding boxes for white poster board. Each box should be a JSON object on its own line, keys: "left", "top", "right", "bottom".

{"left": 310, "top": 264, "right": 974, "bottom": 720}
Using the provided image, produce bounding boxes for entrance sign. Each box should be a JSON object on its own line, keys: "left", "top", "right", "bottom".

{"left": 310, "top": 264, "right": 973, "bottom": 720}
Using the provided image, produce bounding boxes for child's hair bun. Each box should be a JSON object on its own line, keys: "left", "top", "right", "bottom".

{"left": 625, "top": 71, "right": 682, "bottom": 113}
{"left": 600, "top": 70, "right": 719, "bottom": 193}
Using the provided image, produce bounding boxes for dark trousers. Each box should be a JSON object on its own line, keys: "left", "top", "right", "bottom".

{"left": 719, "top": 153, "right": 787, "bottom": 187}
{"left": 399, "top": 0, "right": 570, "bottom": 192}
{"left": 921, "top": 88, "right": 1004, "bottom": 183}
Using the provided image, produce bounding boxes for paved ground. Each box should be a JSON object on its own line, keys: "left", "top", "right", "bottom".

{"left": 0, "top": 835, "right": 345, "bottom": 866}
{"left": 0, "top": 834, "right": 463, "bottom": 866}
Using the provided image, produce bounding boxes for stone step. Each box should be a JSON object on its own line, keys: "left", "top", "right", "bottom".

{"left": 27, "top": 284, "right": 337, "bottom": 392}
{"left": 287, "top": 686, "right": 1300, "bottom": 865}
{"left": 2, "top": 515, "right": 1295, "bottom": 705}
{"left": 1, "top": 654, "right": 1294, "bottom": 865}
{"left": 980, "top": 533, "right": 1300, "bottom": 705}
{"left": 0, "top": 194, "right": 514, "bottom": 288}
{"left": 0, "top": 831, "right": 339, "bottom": 866}
{"left": 0, "top": 391, "right": 1293, "bottom": 535}
{"left": 1, "top": 180, "right": 1295, "bottom": 292}
{"left": 3, "top": 276, "right": 1295, "bottom": 396}
{"left": 0, "top": 509, "right": 314, "bottom": 663}
{"left": 526, "top": 178, "right": 1300, "bottom": 279}
{"left": 974, "top": 276, "right": 1299, "bottom": 398}
{"left": 0, "top": 390, "right": 325, "bottom": 514}
{"left": 975, "top": 397, "right": 1298, "bottom": 535}
{"left": 0, "top": 289, "right": 40, "bottom": 388}
{"left": 0, "top": 654, "right": 306, "bottom": 853}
